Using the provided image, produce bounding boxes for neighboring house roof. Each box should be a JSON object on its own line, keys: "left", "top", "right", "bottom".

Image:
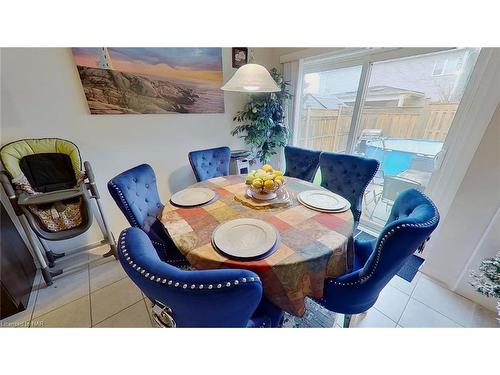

{"left": 302, "top": 94, "right": 344, "bottom": 109}
{"left": 304, "top": 85, "right": 426, "bottom": 109}
{"left": 336, "top": 85, "right": 426, "bottom": 102}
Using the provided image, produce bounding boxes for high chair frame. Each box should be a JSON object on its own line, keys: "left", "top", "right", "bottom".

{"left": 0, "top": 139, "right": 116, "bottom": 286}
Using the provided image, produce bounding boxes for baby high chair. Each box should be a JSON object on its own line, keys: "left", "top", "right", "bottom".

{"left": 0, "top": 138, "right": 116, "bottom": 286}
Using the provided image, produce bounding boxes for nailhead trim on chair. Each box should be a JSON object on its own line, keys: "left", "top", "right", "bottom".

{"left": 119, "top": 230, "right": 260, "bottom": 290}
{"left": 111, "top": 181, "right": 188, "bottom": 266}
{"left": 330, "top": 192, "right": 439, "bottom": 286}
{"left": 151, "top": 240, "right": 168, "bottom": 248}
{"left": 109, "top": 181, "right": 139, "bottom": 227}
{"left": 150, "top": 239, "right": 186, "bottom": 264}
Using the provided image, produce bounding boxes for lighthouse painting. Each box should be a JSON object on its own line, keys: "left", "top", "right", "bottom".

{"left": 72, "top": 48, "right": 224, "bottom": 114}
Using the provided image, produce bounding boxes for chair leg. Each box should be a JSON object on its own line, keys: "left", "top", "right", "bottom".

{"left": 343, "top": 314, "right": 352, "bottom": 328}
{"left": 50, "top": 250, "right": 65, "bottom": 260}
{"left": 102, "top": 247, "right": 116, "bottom": 258}
{"left": 18, "top": 216, "right": 54, "bottom": 286}
{"left": 37, "top": 238, "right": 65, "bottom": 268}
{"left": 45, "top": 249, "right": 56, "bottom": 268}
{"left": 85, "top": 161, "right": 118, "bottom": 259}
{"left": 44, "top": 249, "right": 65, "bottom": 268}
{"left": 102, "top": 232, "right": 117, "bottom": 259}
{"left": 91, "top": 196, "right": 118, "bottom": 259}
{"left": 40, "top": 267, "right": 53, "bottom": 286}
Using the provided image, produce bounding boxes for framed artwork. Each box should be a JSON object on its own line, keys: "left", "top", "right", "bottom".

{"left": 72, "top": 48, "right": 224, "bottom": 114}
{"left": 232, "top": 47, "right": 248, "bottom": 68}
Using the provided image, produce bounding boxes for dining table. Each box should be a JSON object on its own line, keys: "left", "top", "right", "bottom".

{"left": 158, "top": 175, "right": 354, "bottom": 317}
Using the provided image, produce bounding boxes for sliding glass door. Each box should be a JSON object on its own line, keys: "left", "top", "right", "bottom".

{"left": 297, "top": 65, "right": 362, "bottom": 154}
{"left": 294, "top": 48, "right": 481, "bottom": 231}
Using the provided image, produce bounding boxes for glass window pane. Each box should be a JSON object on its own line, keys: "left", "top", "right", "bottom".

{"left": 356, "top": 48, "right": 480, "bottom": 230}
{"left": 293, "top": 48, "right": 480, "bottom": 231}
{"left": 297, "top": 65, "right": 362, "bottom": 153}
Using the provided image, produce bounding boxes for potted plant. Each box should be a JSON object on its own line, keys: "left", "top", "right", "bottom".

{"left": 470, "top": 253, "right": 500, "bottom": 323}
{"left": 231, "top": 68, "right": 292, "bottom": 164}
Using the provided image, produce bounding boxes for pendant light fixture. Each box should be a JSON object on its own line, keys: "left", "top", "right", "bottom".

{"left": 221, "top": 48, "right": 280, "bottom": 93}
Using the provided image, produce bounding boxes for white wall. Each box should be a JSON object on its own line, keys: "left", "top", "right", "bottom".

{"left": 0, "top": 47, "right": 282, "bottom": 251}
{"left": 422, "top": 104, "right": 500, "bottom": 311}
{"left": 278, "top": 48, "right": 344, "bottom": 63}
{"left": 455, "top": 206, "right": 500, "bottom": 311}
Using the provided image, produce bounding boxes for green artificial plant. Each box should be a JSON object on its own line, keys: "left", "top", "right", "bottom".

{"left": 231, "top": 68, "right": 292, "bottom": 164}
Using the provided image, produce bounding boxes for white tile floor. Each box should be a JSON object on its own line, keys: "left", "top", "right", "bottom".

{"left": 1, "top": 246, "right": 498, "bottom": 328}
{"left": 334, "top": 272, "right": 498, "bottom": 328}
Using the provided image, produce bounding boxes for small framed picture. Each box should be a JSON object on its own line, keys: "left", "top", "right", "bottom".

{"left": 232, "top": 47, "right": 248, "bottom": 68}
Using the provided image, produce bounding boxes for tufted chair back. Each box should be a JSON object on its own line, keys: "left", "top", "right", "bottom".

{"left": 284, "top": 145, "right": 321, "bottom": 182}
{"left": 321, "top": 189, "right": 439, "bottom": 315}
{"left": 319, "top": 152, "right": 379, "bottom": 222}
{"left": 188, "top": 146, "right": 231, "bottom": 182}
{"left": 108, "top": 164, "right": 163, "bottom": 233}
{"left": 118, "top": 227, "right": 267, "bottom": 327}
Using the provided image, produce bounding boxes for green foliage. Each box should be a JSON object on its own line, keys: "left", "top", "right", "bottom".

{"left": 231, "top": 68, "right": 292, "bottom": 163}
{"left": 470, "top": 255, "right": 500, "bottom": 299}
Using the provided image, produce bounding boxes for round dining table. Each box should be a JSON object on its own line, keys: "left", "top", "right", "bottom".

{"left": 158, "top": 175, "right": 354, "bottom": 317}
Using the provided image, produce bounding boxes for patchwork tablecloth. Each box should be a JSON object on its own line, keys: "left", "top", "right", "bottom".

{"left": 159, "top": 175, "right": 354, "bottom": 316}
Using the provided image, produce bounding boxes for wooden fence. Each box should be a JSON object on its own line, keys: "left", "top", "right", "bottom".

{"left": 297, "top": 102, "right": 459, "bottom": 151}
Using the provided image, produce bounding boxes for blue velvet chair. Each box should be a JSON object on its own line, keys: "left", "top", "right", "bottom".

{"left": 319, "top": 151, "right": 379, "bottom": 224}
{"left": 108, "top": 164, "right": 188, "bottom": 267}
{"left": 188, "top": 146, "right": 231, "bottom": 182}
{"left": 118, "top": 227, "right": 271, "bottom": 327}
{"left": 319, "top": 189, "right": 440, "bottom": 327}
{"left": 284, "top": 145, "right": 322, "bottom": 183}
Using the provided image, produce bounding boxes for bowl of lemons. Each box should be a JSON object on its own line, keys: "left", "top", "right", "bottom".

{"left": 245, "top": 164, "right": 286, "bottom": 200}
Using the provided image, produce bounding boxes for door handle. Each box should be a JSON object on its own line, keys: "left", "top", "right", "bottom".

{"left": 434, "top": 146, "right": 448, "bottom": 171}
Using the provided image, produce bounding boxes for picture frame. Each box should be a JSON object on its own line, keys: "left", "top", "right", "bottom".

{"left": 232, "top": 47, "right": 248, "bottom": 68}
{"left": 72, "top": 48, "right": 224, "bottom": 114}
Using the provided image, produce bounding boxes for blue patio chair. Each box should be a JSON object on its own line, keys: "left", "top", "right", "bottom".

{"left": 319, "top": 151, "right": 379, "bottom": 225}
{"left": 108, "top": 164, "right": 188, "bottom": 267}
{"left": 318, "top": 189, "right": 439, "bottom": 327}
{"left": 284, "top": 145, "right": 322, "bottom": 182}
{"left": 188, "top": 146, "right": 231, "bottom": 182}
{"left": 118, "top": 227, "right": 272, "bottom": 327}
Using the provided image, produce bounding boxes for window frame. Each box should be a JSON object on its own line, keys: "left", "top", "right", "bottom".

{"left": 293, "top": 47, "right": 489, "bottom": 234}
{"left": 432, "top": 56, "right": 464, "bottom": 76}
{"left": 297, "top": 48, "right": 456, "bottom": 154}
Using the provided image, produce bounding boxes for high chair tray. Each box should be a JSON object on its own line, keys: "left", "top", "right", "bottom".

{"left": 18, "top": 188, "right": 83, "bottom": 205}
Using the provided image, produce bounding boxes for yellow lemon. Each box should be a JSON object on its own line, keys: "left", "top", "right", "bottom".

{"left": 275, "top": 176, "right": 285, "bottom": 184}
{"left": 252, "top": 179, "right": 263, "bottom": 188}
{"left": 262, "top": 164, "right": 273, "bottom": 172}
{"left": 255, "top": 174, "right": 266, "bottom": 181}
{"left": 245, "top": 175, "right": 255, "bottom": 185}
{"left": 264, "top": 180, "right": 275, "bottom": 189}
{"left": 273, "top": 170, "right": 283, "bottom": 176}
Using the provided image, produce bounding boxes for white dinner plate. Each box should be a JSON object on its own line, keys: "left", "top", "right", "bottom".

{"left": 297, "top": 190, "right": 350, "bottom": 212}
{"left": 212, "top": 218, "right": 279, "bottom": 259}
{"left": 170, "top": 188, "right": 216, "bottom": 207}
{"left": 297, "top": 194, "right": 351, "bottom": 213}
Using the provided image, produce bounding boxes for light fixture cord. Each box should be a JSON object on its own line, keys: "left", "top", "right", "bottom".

{"left": 248, "top": 48, "right": 255, "bottom": 63}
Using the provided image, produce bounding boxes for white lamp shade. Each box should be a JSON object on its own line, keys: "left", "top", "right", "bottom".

{"left": 221, "top": 63, "right": 280, "bottom": 93}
